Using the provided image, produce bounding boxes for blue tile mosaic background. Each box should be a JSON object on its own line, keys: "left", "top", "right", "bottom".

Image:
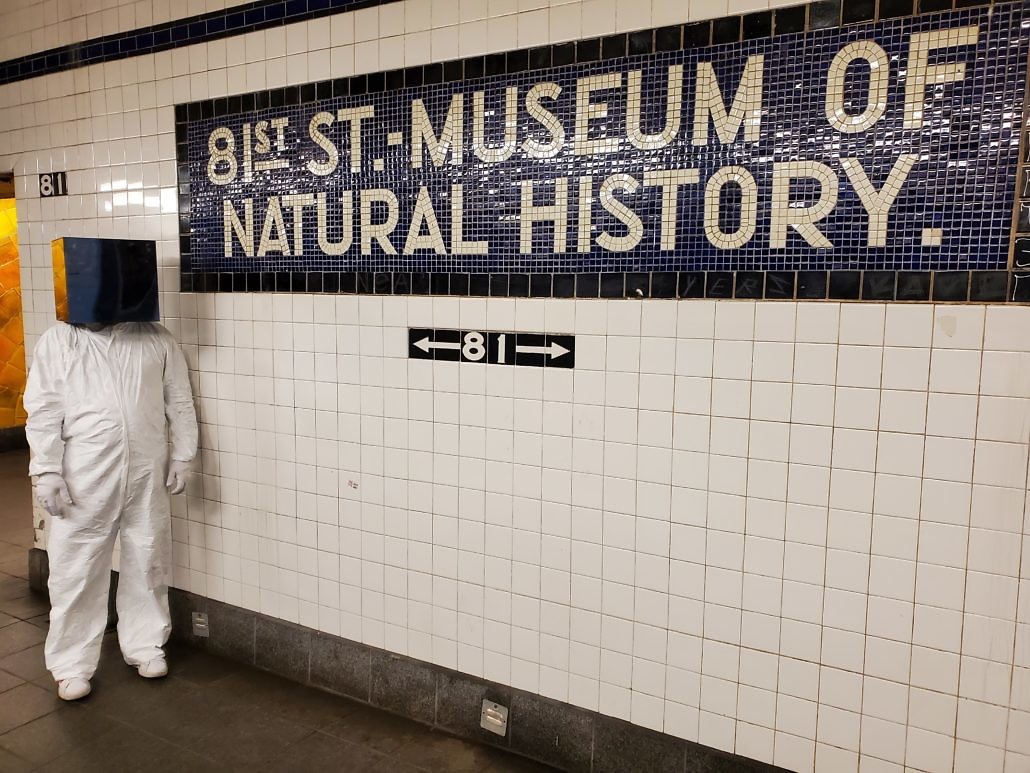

{"left": 185, "top": 4, "right": 1028, "bottom": 275}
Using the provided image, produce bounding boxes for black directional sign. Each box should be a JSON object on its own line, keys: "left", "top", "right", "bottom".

{"left": 408, "top": 329, "right": 575, "bottom": 368}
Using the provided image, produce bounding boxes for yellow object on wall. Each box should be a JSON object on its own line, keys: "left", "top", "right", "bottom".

{"left": 0, "top": 199, "right": 25, "bottom": 429}
{"left": 51, "top": 237, "right": 67, "bottom": 323}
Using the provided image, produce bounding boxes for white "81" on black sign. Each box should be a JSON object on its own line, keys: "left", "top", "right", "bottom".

{"left": 409, "top": 328, "right": 575, "bottom": 369}
{"left": 39, "top": 172, "right": 68, "bottom": 197}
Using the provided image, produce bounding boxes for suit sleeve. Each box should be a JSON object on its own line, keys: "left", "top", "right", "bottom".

{"left": 161, "top": 329, "right": 199, "bottom": 463}
{"left": 23, "top": 327, "right": 67, "bottom": 477}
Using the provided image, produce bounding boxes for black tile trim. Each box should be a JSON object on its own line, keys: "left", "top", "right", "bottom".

{"left": 2, "top": 0, "right": 1001, "bottom": 86}
{"left": 177, "top": 269, "right": 1030, "bottom": 302}
{"left": 155, "top": 586, "right": 786, "bottom": 773}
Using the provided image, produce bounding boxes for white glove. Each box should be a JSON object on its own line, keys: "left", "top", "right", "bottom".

{"left": 166, "top": 459, "right": 191, "bottom": 495}
{"left": 35, "top": 473, "right": 73, "bottom": 518}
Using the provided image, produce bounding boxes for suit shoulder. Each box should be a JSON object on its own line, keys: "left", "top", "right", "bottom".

{"left": 36, "top": 323, "right": 75, "bottom": 348}
{"left": 139, "top": 322, "right": 173, "bottom": 340}
{"left": 145, "top": 323, "right": 186, "bottom": 356}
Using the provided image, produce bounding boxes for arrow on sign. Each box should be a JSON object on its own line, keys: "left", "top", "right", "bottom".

{"left": 515, "top": 341, "right": 570, "bottom": 360}
{"left": 413, "top": 336, "right": 461, "bottom": 353}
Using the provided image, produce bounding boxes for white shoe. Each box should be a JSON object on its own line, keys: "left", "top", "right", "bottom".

{"left": 137, "top": 657, "right": 168, "bottom": 678}
{"left": 57, "top": 678, "right": 91, "bottom": 701}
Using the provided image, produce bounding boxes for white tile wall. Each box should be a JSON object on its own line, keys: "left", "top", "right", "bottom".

{"left": 2, "top": 0, "right": 810, "bottom": 66}
{"left": 2, "top": 1, "right": 1030, "bottom": 772}
{"left": 0, "top": 0, "right": 256, "bottom": 63}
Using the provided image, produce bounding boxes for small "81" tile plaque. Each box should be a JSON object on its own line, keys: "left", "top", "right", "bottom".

{"left": 38, "top": 172, "right": 68, "bottom": 197}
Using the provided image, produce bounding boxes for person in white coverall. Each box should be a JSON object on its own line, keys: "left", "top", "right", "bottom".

{"left": 23, "top": 321, "right": 198, "bottom": 701}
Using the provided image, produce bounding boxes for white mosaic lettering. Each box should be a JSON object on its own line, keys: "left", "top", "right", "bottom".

{"left": 361, "top": 188, "right": 399, "bottom": 254}
{"left": 770, "top": 161, "right": 838, "bottom": 248}
{"left": 257, "top": 196, "right": 291, "bottom": 256}
{"left": 242, "top": 122, "right": 253, "bottom": 182}
{"left": 574, "top": 72, "right": 622, "bottom": 156}
{"left": 282, "top": 193, "right": 315, "bottom": 256}
{"left": 644, "top": 169, "right": 700, "bottom": 251}
{"left": 473, "top": 88, "right": 518, "bottom": 163}
{"left": 223, "top": 198, "right": 254, "bottom": 256}
{"left": 841, "top": 154, "right": 918, "bottom": 247}
{"left": 404, "top": 186, "right": 448, "bottom": 254}
{"left": 904, "top": 25, "right": 979, "bottom": 129}
{"left": 597, "top": 174, "right": 643, "bottom": 252}
{"left": 253, "top": 118, "right": 290, "bottom": 173}
{"left": 270, "top": 117, "right": 288, "bottom": 150}
{"left": 451, "top": 184, "right": 488, "bottom": 255}
{"left": 337, "top": 105, "right": 375, "bottom": 173}
{"left": 207, "top": 127, "right": 237, "bottom": 186}
{"left": 253, "top": 121, "right": 272, "bottom": 153}
{"left": 411, "top": 94, "right": 463, "bottom": 169}
{"left": 627, "top": 65, "right": 683, "bottom": 151}
{"left": 704, "top": 166, "right": 758, "bottom": 249}
{"left": 577, "top": 176, "right": 593, "bottom": 253}
{"left": 692, "top": 55, "right": 764, "bottom": 146}
{"left": 519, "top": 178, "right": 568, "bottom": 253}
{"left": 307, "top": 112, "right": 340, "bottom": 176}
{"left": 825, "top": 41, "right": 890, "bottom": 133}
{"left": 316, "top": 191, "right": 353, "bottom": 255}
{"left": 523, "top": 82, "right": 565, "bottom": 159}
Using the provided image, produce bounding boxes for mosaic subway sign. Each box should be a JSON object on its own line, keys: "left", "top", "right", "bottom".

{"left": 179, "top": 4, "right": 1030, "bottom": 298}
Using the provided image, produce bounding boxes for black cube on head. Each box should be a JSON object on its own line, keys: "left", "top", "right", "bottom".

{"left": 52, "top": 237, "right": 159, "bottom": 324}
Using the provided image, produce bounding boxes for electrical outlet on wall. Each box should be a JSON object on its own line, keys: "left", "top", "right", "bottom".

{"left": 480, "top": 700, "right": 508, "bottom": 736}
{"left": 191, "top": 611, "right": 209, "bottom": 637}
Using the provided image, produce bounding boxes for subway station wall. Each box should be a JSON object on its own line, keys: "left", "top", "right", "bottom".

{"left": 0, "top": 0, "right": 261, "bottom": 65}
{"left": 3, "top": 1, "right": 1030, "bottom": 772}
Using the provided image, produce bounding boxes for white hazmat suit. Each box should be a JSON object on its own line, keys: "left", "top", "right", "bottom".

{"left": 23, "top": 321, "right": 198, "bottom": 683}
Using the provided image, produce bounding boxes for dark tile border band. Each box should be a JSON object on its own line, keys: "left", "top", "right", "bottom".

{"left": 164, "top": 584, "right": 783, "bottom": 773}
{"left": 0, "top": 0, "right": 1001, "bottom": 87}
{"left": 0, "top": 0, "right": 400, "bottom": 86}
{"left": 178, "top": 269, "right": 1030, "bottom": 303}
{"left": 2, "top": 0, "right": 999, "bottom": 87}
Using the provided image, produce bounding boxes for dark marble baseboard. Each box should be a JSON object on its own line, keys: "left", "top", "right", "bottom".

{"left": 27, "top": 547, "right": 47, "bottom": 596}
{"left": 27, "top": 548, "right": 782, "bottom": 772}
{"left": 0, "top": 426, "right": 27, "bottom": 453}
{"left": 165, "top": 589, "right": 783, "bottom": 773}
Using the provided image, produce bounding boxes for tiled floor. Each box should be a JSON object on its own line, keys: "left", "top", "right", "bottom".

{"left": 0, "top": 450, "right": 554, "bottom": 772}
